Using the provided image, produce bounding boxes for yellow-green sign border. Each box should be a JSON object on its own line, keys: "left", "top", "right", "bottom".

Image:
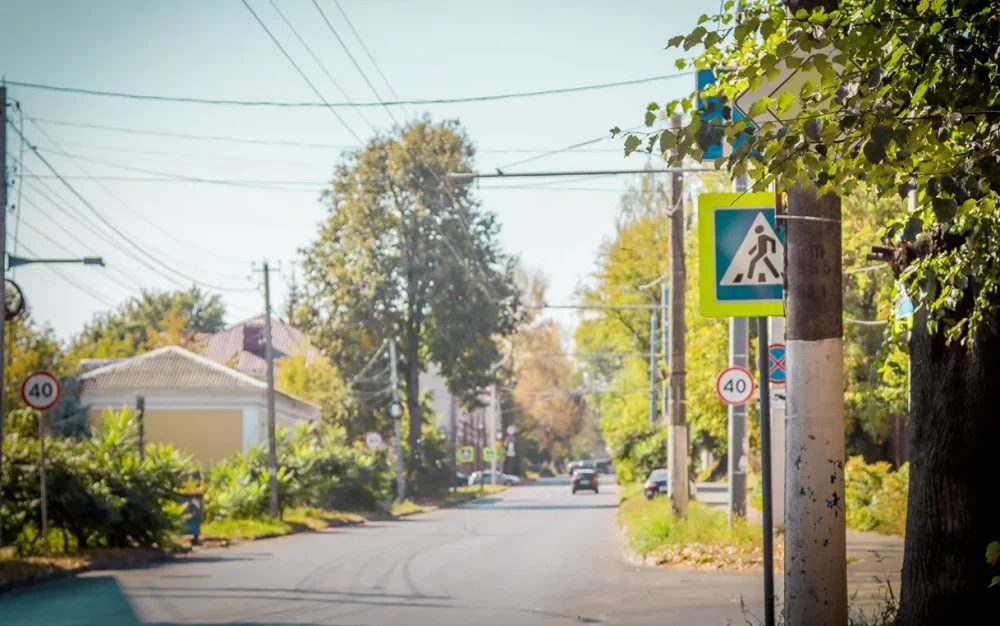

{"left": 698, "top": 191, "right": 785, "bottom": 318}
{"left": 482, "top": 447, "right": 496, "bottom": 462}
{"left": 458, "top": 446, "right": 475, "bottom": 463}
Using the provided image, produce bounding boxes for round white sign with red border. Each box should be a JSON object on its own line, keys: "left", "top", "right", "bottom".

{"left": 716, "top": 366, "right": 755, "bottom": 406}
{"left": 21, "top": 370, "right": 62, "bottom": 411}
{"left": 365, "top": 431, "right": 383, "bottom": 449}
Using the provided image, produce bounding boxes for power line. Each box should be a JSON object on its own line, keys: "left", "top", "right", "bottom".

{"left": 311, "top": 0, "right": 399, "bottom": 127}
{"left": 24, "top": 120, "right": 259, "bottom": 280}
{"left": 22, "top": 174, "right": 321, "bottom": 191}
{"left": 266, "top": 0, "right": 377, "bottom": 133}
{"left": 452, "top": 167, "right": 716, "bottom": 181}
{"left": 4, "top": 71, "right": 692, "bottom": 108}
{"left": 332, "top": 0, "right": 410, "bottom": 120}
{"left": 240, "top": 0, "right": 364, "bottom": 143}
{"left": 493, "top": 124, "right": 646, "bottom": 172}
{"left": 10, "top": 123, "right": 257, "bottom": 294}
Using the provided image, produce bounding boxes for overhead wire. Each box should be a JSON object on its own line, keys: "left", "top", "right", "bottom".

{"left": 240, "top": 0, "right": 364, "bottom": 144}
{"left": 310, "top": 0, "right": 399, "bottom": 127}
{"left": 4, "top": 72, "right": 692, "bottom": 108}
{"left": 493, "top": 124, "right": 645, "bottom": 172}
{"left": 332, "top": 0, "right": 410, "bottom": 120}
{"left": 266, "top": 0, "right": 377, "bottom": 134}
{"left": 10, "top": 122, "right": 257, "bottom": 294}
{"left": 23, "top": 120, "right": 260, "bottom": 283}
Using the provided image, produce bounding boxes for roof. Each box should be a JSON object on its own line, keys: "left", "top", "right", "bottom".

{"left": 78, "top": 345, "right": 317, "bottom": 410}
{"left": 198, "top": 315, "right": 321, "bottom": 379}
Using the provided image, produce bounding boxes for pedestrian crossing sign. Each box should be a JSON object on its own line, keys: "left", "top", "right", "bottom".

{"left": 698, "top": 192, "right": 785, "bottom": 317}
{"left": 482, "top": 447, "right": 496, "bottom": 463}
{"left": 458, "top": 446, "right": 474, "bottom": 463}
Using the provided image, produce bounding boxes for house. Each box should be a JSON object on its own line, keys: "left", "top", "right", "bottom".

{"left": 198, "top": 315, "right": 321, "bottom": 380}
{"left": 79, "top": 345, "right": 320, "bottom": 467}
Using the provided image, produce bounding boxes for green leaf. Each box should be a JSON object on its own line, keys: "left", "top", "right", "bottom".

{"left": 912, "top": 82, "right": 929, "bottom": 103}
{"left": 667, "top": 35, "right": 685, "bottom": 48}
{"left": 795, "top": 8, "right": 808, "bottom": 19}
{"left": 704, "top": 31, "right": 722, "bottom": 49}
{"left": 735, "top": 24, "right": 749, "bottom": 42}
{"left": 624, "top": 135, "right": 642, "bottom": 156}
{"left": 609, "top": 126, "right": 621, "bottom": 137}
{"left": 992, "top": 576, "right": 1000, "bottom": 588}
{"left": 647, "top": 102, "right": 660, "bottom": 112}
{"left": 749, "top": 98, "right": 769, "bottom": 118}
{"left": 644, "top": 111, "right": 656, "bottom": 127}
{"left": 932, "top": 196, "right": 959, "bottom": 222}
{"left": 659, "top": 130, "right": 676, "bottom": 153}
{"left": 987, "top": 541, "right": 1000, "bottom": 566}
{"left": 760, "top": 18, "right": 775, "bottom": 39}
{"left": 675, "top": 58, "right": 687, "bottom": 70}
{"left": 776, "top": 91, "right": 795, "bottom": 113}
{"left": 863, "top": 139, "right": 887, "bottom": 164}
{"left": 698, "top": 14, "right": 711, "bottom": 25}
{"left": 684, "top": 26, "right": 708, "bottom": 51}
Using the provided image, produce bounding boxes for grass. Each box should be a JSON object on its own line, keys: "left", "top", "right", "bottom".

{"left": 390, "top": 500, "right": 425, "bottom": 516}
{"left": 202, "top": 507, "right": 366, "bottom": 541}
{"left": 618, "top": 490, "right": 782, "bottom": 570}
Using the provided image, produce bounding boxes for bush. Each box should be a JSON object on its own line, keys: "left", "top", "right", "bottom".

{"left": 612, "top": 426, "right": 668, "bottom": 484}
{"left": 203, "top": 422, "right": 392, "bottom": 521}
{"left": 844, "top": 456, "right": 909, "bottom": 535}
{"left": 1, "top": 408, "right": 196, "bottom": 555}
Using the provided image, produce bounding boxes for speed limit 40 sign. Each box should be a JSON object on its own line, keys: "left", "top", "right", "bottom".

{"left": 716, "top": 366, "right": 755, "bottom": 406}
{"left": 21, "top": 370, "right": 62, "bottom": 410}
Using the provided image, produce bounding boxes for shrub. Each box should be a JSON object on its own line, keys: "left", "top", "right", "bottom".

{"left": 844, "top": 456, "right": 909, "bottom": 536}
{"left": 1, "top": 408, "right": 196, "bottom": 555}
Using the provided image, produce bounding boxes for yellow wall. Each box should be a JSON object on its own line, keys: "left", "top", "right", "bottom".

{"left": 88, "top": 407, "right": 243, "bottom": 467}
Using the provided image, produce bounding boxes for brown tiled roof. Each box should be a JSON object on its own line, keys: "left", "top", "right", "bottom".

{"left": 80, "top": 345, "right": 268, "bottom": 392}
{"left": 198, "top": 315, "right": 321, "bottom": 378}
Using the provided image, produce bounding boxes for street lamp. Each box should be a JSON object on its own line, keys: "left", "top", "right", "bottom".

{"left": 7, "top": 254, "right": 105, "bottom": 270}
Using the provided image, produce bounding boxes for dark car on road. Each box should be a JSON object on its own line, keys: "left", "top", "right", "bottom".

{"left": 567, "top": 460, "right": 596, "bottom": 476}
{"left": 644, "top": 468, "right": 669, "bottom": 499}
{"left": 571, "top": 468, "right": 599, "bottom": 494}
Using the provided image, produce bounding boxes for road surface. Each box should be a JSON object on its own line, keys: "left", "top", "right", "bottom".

{"left": 2, "top": 478, "right": 767, "bottom": 626}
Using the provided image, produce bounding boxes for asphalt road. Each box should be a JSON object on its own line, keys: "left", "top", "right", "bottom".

{"left": 2, "top": 478, "right": 767, "bottom": 626}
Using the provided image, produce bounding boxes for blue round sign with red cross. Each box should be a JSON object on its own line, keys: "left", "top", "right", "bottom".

{"left": 768, "top": 343, "right": 787, "bottom": 385}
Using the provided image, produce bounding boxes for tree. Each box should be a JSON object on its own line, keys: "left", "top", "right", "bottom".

{"left": 275, "top": 353, "right": 354, "bottom": 433}
{"left": 296, "top": 118, "right": 521, "bottom": 482}
{"left": 627, "top": 1, "right": 1000, "bottom": 621}
{"left": 69, "top": 287, "right": 226, "bottom": 361}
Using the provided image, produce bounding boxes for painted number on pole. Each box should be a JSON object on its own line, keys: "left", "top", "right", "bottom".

{"left": 482, "top": 447, "right": 496, "bottom": 462}
{"left": 716, "top": 366, "right": 755, "bottom": 406}
{"left": 768, "top": 343, "right": 787, "bottom": 385}
{"left": 698, "top": 192, "right": 785, "bottom": 318}
{"left": 20, "top": 371, "right": 61, "bottom": 411}
{"left": 364, "top": 432, "right": 383, "bottom": 449}
{"left": 458, "top": 446, "right": 474, "bottom": 463}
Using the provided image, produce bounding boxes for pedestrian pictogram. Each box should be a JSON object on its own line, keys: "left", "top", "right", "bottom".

{"left": 768, "top": 343, "right": 787, "bottom": 385}
{"left": 699, "top": 192, "right": 785, "bottom": 317}
{"left": 482, "top": 447, "right": 496, "bottom": 462}
{"left": 458, "top": 446, "right": 474, "bottom": 463}
{"left": 364, "top": 432, "right": 383, "bottom": 449}
{"left": 716, "top": 366, "right": 755, "bottom": 406}
{"left": 720, "top": 213, "right": 784, "bottom": 286}
{"left": 21, "top": 371, "right": 61, "bottom": 411}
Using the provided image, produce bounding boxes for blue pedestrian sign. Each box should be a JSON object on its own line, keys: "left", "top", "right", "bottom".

{"left": 696, "top": 69, "right": 749, "bottom": 160}
{"left": 768, "top": 343, "right": 787, "bottom": 385}
{"left": 698, "top": 192, "right": 785, "bottom": 317}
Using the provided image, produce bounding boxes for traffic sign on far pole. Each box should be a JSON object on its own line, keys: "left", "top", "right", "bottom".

{"left": 698, "top": 192, "right": 785, "bottom": 318}
{"left": 482, "top": 447, "right": 496, "bottom": 463}
{"left": 716, "top": 366, "right": 755, "bottom": 406}
{"left": 768, "top": 343, "right": 787, "bottom": 385}
{"left": 364, "top": 432, "right": 383, "bottom": 449}
{"left": 458, "top": 446, "right": 474, "bottom": 464}
{"left": 20, "top": 371, "right": 61, "bottom": 410}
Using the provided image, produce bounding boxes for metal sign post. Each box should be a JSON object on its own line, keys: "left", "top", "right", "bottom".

{"left": 757, "top": 320, "right": 776, "bottom": 626}
{"left": 21, "top": 371, "right": 62, "bottom": 556}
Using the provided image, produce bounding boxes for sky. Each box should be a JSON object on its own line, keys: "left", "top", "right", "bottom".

{"left": 1, "top": 0, "right": 708, "bottom": 340}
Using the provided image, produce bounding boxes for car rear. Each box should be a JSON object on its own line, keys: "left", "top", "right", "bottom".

{"left": 571, "top": 469, "right": 599, "bottom": 494}
{"left": 644, "top": 469, "right": 669, "bottom": 499}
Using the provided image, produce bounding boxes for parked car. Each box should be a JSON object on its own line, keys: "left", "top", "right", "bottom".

{"left": 595, "top": 459, "right": 614, "bottom": 474}
{"left": 644, "top": 468, "right": 669, "bottom": 499}
{"left": 454, "top": 471, "right": 469, "bottom": 487}
{"left": 468, "top": 471, "right": 520, "bottom": 486}
{"left": 571, "top": 468, "right": 599, "bottom": 494}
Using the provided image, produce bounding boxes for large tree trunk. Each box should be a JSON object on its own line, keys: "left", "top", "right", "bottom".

{"left": 898, "top": 306, "right": 1000, "bottom": 625}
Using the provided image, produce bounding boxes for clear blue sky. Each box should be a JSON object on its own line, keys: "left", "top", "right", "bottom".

{"left": 1, "top": 0, "right": 707, "bottom": 339}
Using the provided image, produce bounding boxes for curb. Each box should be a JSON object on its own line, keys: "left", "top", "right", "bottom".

{"left": 0, "top": 549, "right": 177, "bottom": 597}
{"left": 617, "top": 527, "right": 661, "bottom": 568}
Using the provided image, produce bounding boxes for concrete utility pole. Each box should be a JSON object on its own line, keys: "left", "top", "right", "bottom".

{"left": 769, "top": 316, "right": 785, "bottom": 532}
{"left": 667, "top": 112, "right": 689, "bottom": 513}
{"left": 258, "top": 261, "right": 280, "bottom": 519}
{"left": 781, "top": 0, "right": 846, "bottom": 616}
{"left": 0, "top": 85, "right": 7, "bottom": 550}
{"left": 648, "top": 310, "right": 657, "bottom": 425}
{"left": 388, "top": 338, "right": 405, "bottom": 501}
{"left": 728, "top": 177, "right": 750, "bottom": 522}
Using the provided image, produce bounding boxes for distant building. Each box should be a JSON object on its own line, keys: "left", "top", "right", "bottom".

{"left": 79, "top": 345, "right": 319, "bottom": 467}
{"left": 198, "top": 315, "right": 321, "bottom": 380}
